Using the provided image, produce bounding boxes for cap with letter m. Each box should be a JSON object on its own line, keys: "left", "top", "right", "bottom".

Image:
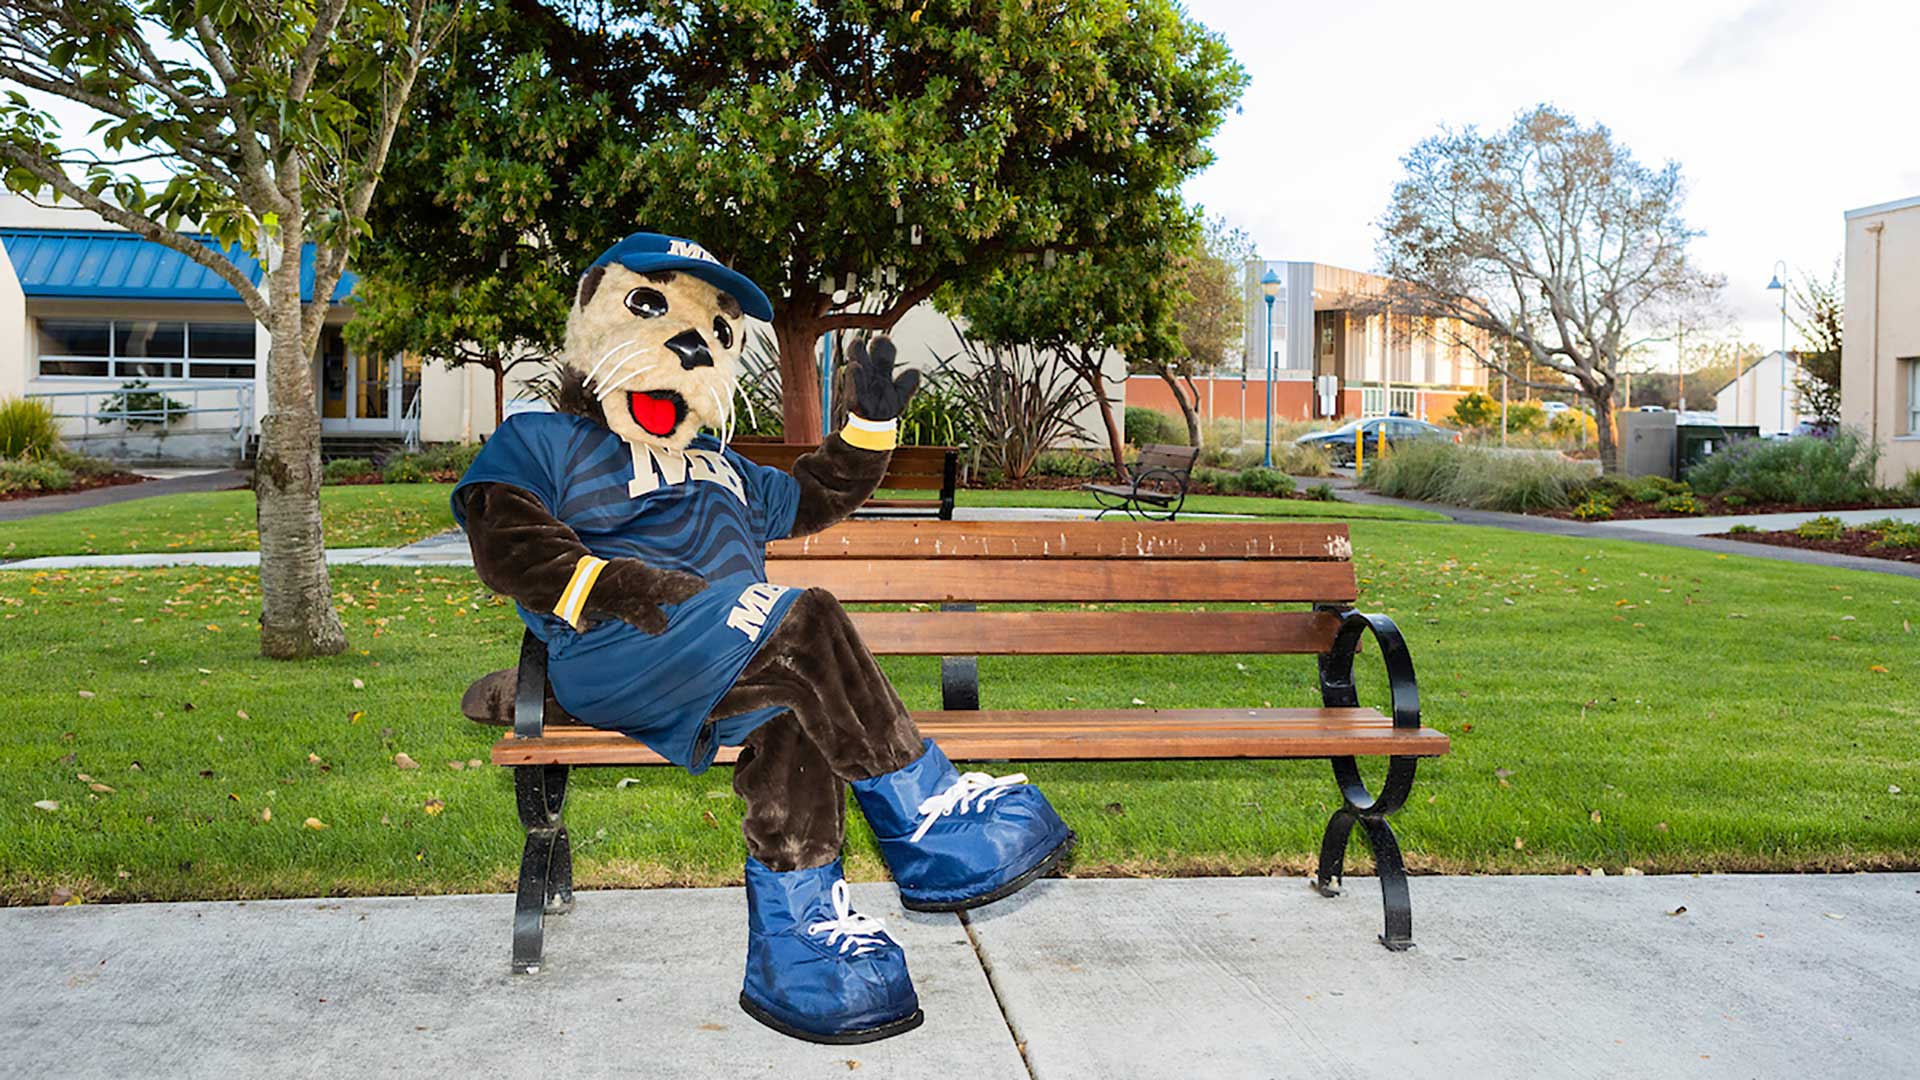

{"left": 587, "top": 232, "right": 774, "bottom": 321}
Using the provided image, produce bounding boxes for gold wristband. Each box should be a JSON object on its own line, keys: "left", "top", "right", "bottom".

{"left": 553, "top": 555, "right": 609, "bottom": 629}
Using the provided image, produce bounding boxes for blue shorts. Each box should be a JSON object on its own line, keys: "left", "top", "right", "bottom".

{"left": 544, "top": 572, "right": 802, "bottom": 773}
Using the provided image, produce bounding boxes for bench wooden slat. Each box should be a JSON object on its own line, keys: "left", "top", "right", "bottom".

{"left": 766, "top": 558, "right": 1358, "bottom": 604}
{"left": 1082, "top": 483, "right": 1175, "bottom": 504}
{"left": 1137, "top": 443, "right": 1200, "bottom": 471}
{"left": 770, "top": 521, "right": 1354, "bottom": 561}
{"left": 844, "top": 610, "right": 1341, "bottom": 655}
{"left": 863, "top": 475, "right": 946, "bottom": 490}
{"left": 491, "top": 707, "right": 1448, "bottom": 766}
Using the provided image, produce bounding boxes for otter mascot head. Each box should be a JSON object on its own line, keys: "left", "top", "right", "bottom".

{"left": 555, "top": 233, "right": 774, "bottom": 448}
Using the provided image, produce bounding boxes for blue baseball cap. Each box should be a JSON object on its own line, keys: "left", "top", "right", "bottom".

{"left": 587, "top": 232, "right": 773, "bottom": 322}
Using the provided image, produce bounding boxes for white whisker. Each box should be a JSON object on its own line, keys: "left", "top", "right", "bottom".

{"left": 599, "top": 360, "right": 664, "bottom": 397}
{"left": 584, "top": 339, "right": 648, "bottom": 387}
{"left": 707, "top": 386, "right": 731, "bottom": 446}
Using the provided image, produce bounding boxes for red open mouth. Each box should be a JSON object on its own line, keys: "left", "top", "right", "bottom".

{"left": 627, "top": 390, "right": 688, "bottom": 438}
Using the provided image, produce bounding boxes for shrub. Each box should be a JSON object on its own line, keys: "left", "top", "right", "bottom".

{"left": 1275, "top": 442, "right": 1334, "bottom": 477}
{"left": 1197, "top": 442, "right": 1238, "bottom": 468}
{"left": 0, "top": 457, "right": 75, "bottom": 494}
{"left": 1448, "top": 391, "right": 1499, "bottom": 430}
{"left": 411, "top": 442, "right": 484, "bottom": 475}
{"left": 1505, "top": 402, "right": 1545, "bottom": 434}
{"left": 1627, "top": 476, "right": 1689, "bottom": 503}
{"left": 381, "top": 456, "right": 427, "bottom": 484}
{"left": 0, "top": 397, "right": 61, "bottom": 459}
{"left": 1193, "top": 466, "right": 1235, "bottom": 491}
{"left": 1870, "top": 521, "right": 1920, "bottom": 549}
{"left": 947, "top": 341, "right": 1089, "bottom": 481}
{"left": 1688, "top": 430, "right": 1879, "bottom": 505}
{"left": 1655, "top": 492, "right": 1699, "bottom": 515}
{"left": 1303, "top": 482, "right": 1337, "bottom": 502}
{"left": 96, "top": 380, "right": 188, "bottom": 429}
{"left": 1233, "top": 467, "right": 1296, "bottom": 497}
{"left": 1794, "top": 515, "right": 1846, "bottom": 541}
{"left": 1032, "top": 449, "right": 1098, "bottom": 478}
{"left": 1124, "top": 406, "right": 1186, "bottom": 447}
{"left": 899, "top": 374, "right": 974, "bottom": 448}
{"left": 1728, "top": 523, "right": 1759, "bottom": 534}
{"left": 323, "top": 457, "right": 379, "bottom": 484}
{"left": 1721, "top": 493, "right": 1748, "bottom": 508}
{"left": 1570, "top": 495, "right": 1614, "bottom": 521}
{"left": 1363, "top": 439, "right": 1592, "bottom": 513}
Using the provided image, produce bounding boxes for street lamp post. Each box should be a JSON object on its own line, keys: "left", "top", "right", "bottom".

{"left": 1260, "top": 268, "right": 1281, "bottom": 468}
{"left": 1766, "top": 261, "right": 1788, "bottom": 435}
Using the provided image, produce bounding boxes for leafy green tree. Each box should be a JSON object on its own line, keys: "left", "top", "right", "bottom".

{"left": 1131, "top": 213, "right": 1252, "bottom": 446}
{"left": 953, "top": 202, "right": 1194, "bottom": 478}
{"left": 0, "top": 0, "right": 459, "bottom": 657}
{"left": 372, "top": 0, "right": 1244, "bottom": 443}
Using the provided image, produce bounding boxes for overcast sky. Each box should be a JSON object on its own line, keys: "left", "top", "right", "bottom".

{"left": 1181, "top": 0, "right": 1920, "bottom": 359}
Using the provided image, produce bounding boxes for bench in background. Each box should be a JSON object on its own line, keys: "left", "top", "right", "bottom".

{"left": 1082, "top": 443, "right": 1200, "bottom": 521}
{"left": 732, "top": 440, "right": 959, "bottom": 520}
{"left": 479, "top": 520, "right": 1445, "bottom": 975}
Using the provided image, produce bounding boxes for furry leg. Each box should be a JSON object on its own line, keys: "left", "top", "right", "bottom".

{"left": 713, "top": 587, "right": 926, "bottom": 782}
{"left": 731, "top": 715, "right": 845, "bottom": 872}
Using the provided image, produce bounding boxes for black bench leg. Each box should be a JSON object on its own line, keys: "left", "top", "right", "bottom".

{"left": 512, "top": 763, "right": 572, "bottom": 974}
{"left": 1312, "top": 755, "right": 1420, "bottom": 952}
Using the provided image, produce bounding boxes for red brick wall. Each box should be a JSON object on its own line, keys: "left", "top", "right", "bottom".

{"left": 1125, "top": 377, "right": 1477, "bottom": 427}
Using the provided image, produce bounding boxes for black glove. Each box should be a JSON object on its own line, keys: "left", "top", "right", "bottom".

{"left": 847, "top": 335, "right": 921, "bottom": 422}
{"left": 584, "top": 558, "right": 707, "bottom": 635}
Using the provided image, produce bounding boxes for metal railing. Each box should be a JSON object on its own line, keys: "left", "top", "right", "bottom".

{"left": 26, "top": 382, "right": 256, "bottom": 444}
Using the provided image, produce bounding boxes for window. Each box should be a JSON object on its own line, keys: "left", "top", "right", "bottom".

{"left": 35, "top": 318, "right": 256, "bottom": 380}
{"left": 1906, "top": 357, "right": 1920, "bottom": 436}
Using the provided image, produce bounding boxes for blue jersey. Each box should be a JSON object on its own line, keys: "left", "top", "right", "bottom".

{"left": 452, "top": 412, "right": 805, "bottom": 772}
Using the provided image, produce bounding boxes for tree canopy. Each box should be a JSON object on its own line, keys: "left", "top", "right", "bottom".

{"left": 354, "top": 0, "right": 1245, "bottom": 440}
{"left": 1376, "top": 105, "right": 1720, "bottom": 472}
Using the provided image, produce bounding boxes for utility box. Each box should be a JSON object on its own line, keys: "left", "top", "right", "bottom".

{"left": 1619, "top": 410, "right": 1677, "bottom": 478}
{"left": 1678, "top": 423, "right": 1757, "bottom": 479}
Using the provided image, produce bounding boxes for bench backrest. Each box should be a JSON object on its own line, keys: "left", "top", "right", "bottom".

{"left": 1138, "top": 443, "right": 1200, "bottom": 475}
{"left": 766, "top": 520, "right": 1356, "bottom": 656}
{"left": 733, "top": 442, "right": 958, "bottom": 493}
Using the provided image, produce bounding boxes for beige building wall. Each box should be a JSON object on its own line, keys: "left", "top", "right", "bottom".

{"left": 1840, "top": 195, "right": 1920, "bottom": 486}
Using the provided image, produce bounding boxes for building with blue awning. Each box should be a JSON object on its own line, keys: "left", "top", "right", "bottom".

{"left": 0, "top": 195, "right": 515, "bottom": 462}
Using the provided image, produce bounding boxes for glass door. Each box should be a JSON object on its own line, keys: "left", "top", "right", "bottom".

{"left": 316, "top": 326, "right": 403, "bottom": 432}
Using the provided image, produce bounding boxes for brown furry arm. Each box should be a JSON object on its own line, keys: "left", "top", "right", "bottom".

{"left": 459, "top": 482, "right": 705, "bottom": 633}
{"left": 785, "top": 433, "right": 893, "bottom": 538}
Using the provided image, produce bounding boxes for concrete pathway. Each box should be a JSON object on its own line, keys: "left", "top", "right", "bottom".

{"left": 0, "top": 467, "right": 246, "bottom": 523}
{"left": 4, "top": 873, "right": 1913, "bottom": 1079}
{"left": 1586, "top": 504, "right": 1920, "bottom": 536}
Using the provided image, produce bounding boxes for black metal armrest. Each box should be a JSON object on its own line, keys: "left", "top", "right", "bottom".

{"left": 1315, "top": 607, "right": 1420, "bottom": 729}
{"left": 513, "top": 630, "right": 550, "bottom": 740}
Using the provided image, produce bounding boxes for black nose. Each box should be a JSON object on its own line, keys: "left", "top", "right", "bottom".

{"left": 665, "top": 328, "right": 713, "bottom": 370}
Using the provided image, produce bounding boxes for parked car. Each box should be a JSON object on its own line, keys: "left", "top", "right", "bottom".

{"left": 1539, "top": 401, "right": 1572, "bottom": 418}
{"left": 1296, "top": 417, "right": 1460, "bottom": 466}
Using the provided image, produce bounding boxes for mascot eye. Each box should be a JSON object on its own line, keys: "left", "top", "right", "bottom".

{"left": 624, "top": 288, "right": 668, "bottom": 318}
{"left": 712, "top": 316, "right": 734, "bottom": 349}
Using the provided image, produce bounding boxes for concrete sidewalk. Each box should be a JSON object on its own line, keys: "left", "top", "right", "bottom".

{"left": 1586, "top": 504, "right": 1920, "bottom": 536}
{"left": 4, "top": 873, "right": 1913, "bottom": 1079}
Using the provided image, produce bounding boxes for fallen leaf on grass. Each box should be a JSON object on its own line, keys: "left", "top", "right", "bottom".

{"left": 77, "top": 689, "right": 95, "bottom": 699}
{"left": 1869, "top": 665, "right": 1890, "bottom": 674}
{"left": 88, "top": 783, "right": 114, "bottom": 794}
{"left": 1892, "top": 786, "right": 1903, "bottom": 795}
{"left": 467, "top": 759, "right": 482, "bottom": 769}
{"left": 703, "top": 810, "right": 718, "bottom": 828}
{"left": 1589, "top": 810, "right": 1603, "bottom": 824}
{"left": 308, "top": 753, "right": 323, "bottom": 765}
{"left": 352, "top": 678, "right": 365, "bottom": 690}
{"left": 260, "top": 807, "right": 272, "bottom": 822}
{"left": 48, "top": 887, "right": 75, "bottom": 906}
{"left": 446, "top": 760, "right": 465, "bottom": 771}
{"left": 1513, "top": 837, "right": 1525, "bottom": 850}
{"left": 32, "top": 800, "right": 58, "bottom": 812}
{"left": 348, "top": 710, "right": 365, "bottom": 725}
{"left": 1621, "top": 867, "right": 1645, "bottom": 876}
{"left": 1130, "top": 697, "right": 1146, "bottom": 706}
{"left": 423, "top": 799, "right": 445, "bottom": 816}
{"left": 304, "top": 817, "right": 328, "bottom": 830}
{"left": 393, "top": 753, "right": 419, "bottom": 770}
{"left": 616, "top": 777, "right": 644, "bottom": 789}
{"left": 236, "top": 709, "right": 250, "bottom": 720}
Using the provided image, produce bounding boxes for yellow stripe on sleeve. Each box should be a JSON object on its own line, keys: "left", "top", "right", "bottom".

{"left": 553, "top": 555, "right": 609, "bottom": 629}
{"left": 840, "top": 414, "right": 898, "bottom": 452}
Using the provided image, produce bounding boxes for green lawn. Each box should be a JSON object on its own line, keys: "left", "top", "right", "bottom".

{"left": 889, "top": 486, "right": 1446, "bottom": 522}
{"left": 3, "top": 521, "right": 1915, "bottom": 906}
{"left": 0, "top": 484, "right": 457, "bottom": 560}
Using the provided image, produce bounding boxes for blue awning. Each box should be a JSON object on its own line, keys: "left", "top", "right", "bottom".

{"left": 0, "top": 228, "right": 356, "bottom": 303}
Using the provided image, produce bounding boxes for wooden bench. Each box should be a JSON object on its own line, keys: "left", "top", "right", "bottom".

{"left": 1082, "top": 443, "right": 1200, "bottom": 521}
{"left": 480, "top": 520, "right": 1446, "bottom": 974}
{"left": 731, "top": 441, "right": 959, "bottom": 520}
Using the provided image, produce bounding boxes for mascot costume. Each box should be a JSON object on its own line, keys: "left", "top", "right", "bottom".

{"left": 453, "top": 233, "right": 1073, "bottom": 1044}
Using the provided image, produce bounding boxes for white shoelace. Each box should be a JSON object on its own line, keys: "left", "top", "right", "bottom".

{"left": 910, "top": 771, "right": 1029, "bottom": 843}
{"left": 807, "top": 879, "right": 890, "bottom": 957}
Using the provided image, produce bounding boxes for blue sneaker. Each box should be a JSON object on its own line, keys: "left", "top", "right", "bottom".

{"left": 738, "top": 856, "right": 924, "bottom": 1044}
{"left": 851, "top": 739, "right": 1074, "bottom": 912}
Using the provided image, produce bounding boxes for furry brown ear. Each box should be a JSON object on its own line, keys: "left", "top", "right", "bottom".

{"left": 578, "top": 265, "right": 607, "bottom": 307}
{"left": 715, "top": 290, "right": 743, "bottom": 319}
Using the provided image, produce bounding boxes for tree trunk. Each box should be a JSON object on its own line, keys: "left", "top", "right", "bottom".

{"left": 772, "top": 308, "right": 824, "bottom": 445}
{"left": 1158, "top": 367, "right": 1201, "bottom": 446}
{"left": 1078, "top": 351, "right": 1129, "bottom": 483}
{"left": 491, "top": 360, "right": 506, "bottom": 430}
{"left": 255, "top": 300, "right": 347, "bottom": 659}
{"left": 1589, "top": 389, "right": 1619, "bottom": 475}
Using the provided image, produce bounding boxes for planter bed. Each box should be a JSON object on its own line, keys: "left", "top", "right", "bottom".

{"left": 1708, "top": 527, "right": 1920, "bottom": 564}
{"left": 0, "top": 469, "right": 149, "bottom": 503}
{"left": 1534, "top": 494, "right": 1920, "bottom": 522}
